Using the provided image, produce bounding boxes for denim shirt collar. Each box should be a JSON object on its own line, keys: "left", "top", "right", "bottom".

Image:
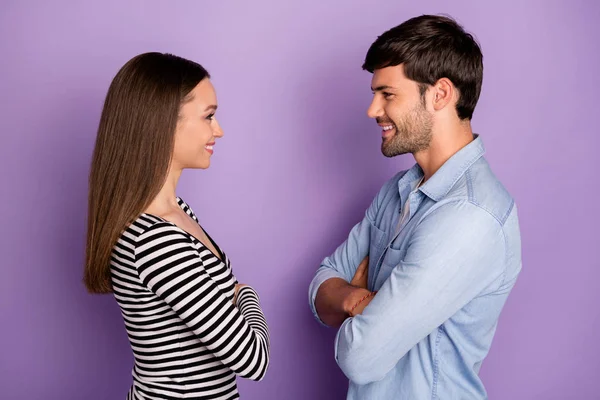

{"left": 398, "top": 134, "right": 485, "bottom": 202}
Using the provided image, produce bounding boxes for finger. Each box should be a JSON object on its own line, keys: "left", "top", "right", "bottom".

{"left": 357, "top": 256, "right": 369, "bottom": 272}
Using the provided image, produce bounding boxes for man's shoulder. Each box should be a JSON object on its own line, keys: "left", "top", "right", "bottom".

{"left": 445, "top": 157, "right": 515, "bottom": 226}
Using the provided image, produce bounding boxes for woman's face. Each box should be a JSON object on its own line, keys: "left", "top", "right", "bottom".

{"left": 172, "top": 78, "right": 223, "bottom": 170}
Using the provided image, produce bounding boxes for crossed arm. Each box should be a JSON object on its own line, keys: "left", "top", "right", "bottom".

{"left": 314, "top": 256, "right": 373, "bottom": 327}
{"left": 309, "top": 201, "right": 506, "bottom": 384}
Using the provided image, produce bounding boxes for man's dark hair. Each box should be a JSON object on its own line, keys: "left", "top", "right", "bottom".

{"left": 363, "top": 15, "right": 483, "bottom": 120}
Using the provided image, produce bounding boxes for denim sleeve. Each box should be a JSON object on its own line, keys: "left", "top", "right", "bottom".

{"left": 334, "top": 200, "right": 506, "bottom": 384}
{"left": 308, "top": 173, "right": 402, "bottom": 325}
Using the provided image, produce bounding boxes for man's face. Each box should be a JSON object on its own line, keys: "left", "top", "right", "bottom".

{"left": 367, "top": 64, "right": 433, "bottom": 157}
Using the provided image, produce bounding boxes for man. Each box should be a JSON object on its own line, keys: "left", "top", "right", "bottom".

{"left": 308, "top": 15, "right": 521, "bottom": 399}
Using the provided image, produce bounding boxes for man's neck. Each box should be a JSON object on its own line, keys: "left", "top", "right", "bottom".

{"left": 414, "top": 122, "right": 474, "bottom": 182}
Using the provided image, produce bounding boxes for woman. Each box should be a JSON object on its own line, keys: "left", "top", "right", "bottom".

{"left": 84, "top": 52, "right": 270, "bottom": 399}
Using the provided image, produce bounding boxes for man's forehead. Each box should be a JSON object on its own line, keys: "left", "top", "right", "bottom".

{"left": 371, "top": 65, "right": 407, "bottom": 89}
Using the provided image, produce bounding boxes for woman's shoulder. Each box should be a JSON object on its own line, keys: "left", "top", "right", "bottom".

{"left": 114, "top": 214, "right": 175, "bottom": 260}
{"left": 120, "top": 197, "right": 198, "bottom": 250}
{"left": 125, "top": 214, "right": 197, "bottom": 261}
{"left": 123, "top": 213, "right": 185, "bottom": 244}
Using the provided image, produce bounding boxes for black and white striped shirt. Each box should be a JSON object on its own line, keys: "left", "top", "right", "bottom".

{"left": 110, "top": 198, "right": 269, "bottom": 399}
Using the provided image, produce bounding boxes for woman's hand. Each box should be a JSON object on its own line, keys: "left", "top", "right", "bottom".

{"left": 233, "top": 284, "right": 248, "bottom": 305}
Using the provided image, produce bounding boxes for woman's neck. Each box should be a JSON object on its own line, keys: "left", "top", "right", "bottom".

{"left": 145, "top": 166, "right": 182, "bottom": 216}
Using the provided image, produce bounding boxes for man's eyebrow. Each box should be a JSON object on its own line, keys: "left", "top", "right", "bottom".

{"left": 371, "top": 85, "right": 395, "bottom": 92}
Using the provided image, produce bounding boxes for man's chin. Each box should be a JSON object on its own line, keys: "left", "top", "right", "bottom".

{"left": 381, "top": 142, "right": 409, "bottom": 158}
{"left": 381, "top": 148, "right": 409, "bottom": 158}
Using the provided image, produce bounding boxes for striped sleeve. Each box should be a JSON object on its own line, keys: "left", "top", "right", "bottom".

{"left": 134, "top": 222, "right": 270, "bottom": 381}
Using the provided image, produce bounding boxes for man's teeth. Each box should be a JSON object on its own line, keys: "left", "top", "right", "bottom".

{"left": 382, "top": 125, "right": 394, "bottom": 131}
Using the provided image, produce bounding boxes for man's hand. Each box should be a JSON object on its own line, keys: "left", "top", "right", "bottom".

{"left": 346, "top": 256, "right": 376, "bottom": 317}
{"left": 350, "top": 256, "right": 369, "bottom": 289}
{"left": 314, "top": 256, "right": 376, "bottom": 326}
{"left": 348, "top": 291, "right": 376, "bottom": 317}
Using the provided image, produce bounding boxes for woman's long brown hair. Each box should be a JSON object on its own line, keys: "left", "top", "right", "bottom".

{"left": 84, "top": 52, "right": 209, "bottom": 293}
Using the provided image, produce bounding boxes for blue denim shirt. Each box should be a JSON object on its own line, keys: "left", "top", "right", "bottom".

{"left": 309, "top": 136, "right": 522, "bottom": 399}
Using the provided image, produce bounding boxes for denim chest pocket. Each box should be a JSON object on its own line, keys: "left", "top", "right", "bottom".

{"left": 372, "top": 245, "right": 406, "bottom": 287}
{"left": 382, "top": 245, "right": 407, "bottom": 269}
{"left": 365, "top": 242, "right": 405, "bottom": 289}
{"left": 369, "top": 221, "right": 386, "bottom": 249}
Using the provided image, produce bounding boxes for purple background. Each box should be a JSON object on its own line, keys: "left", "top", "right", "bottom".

{"left": 1, "top": 1, "right": 598, "bottom": 399}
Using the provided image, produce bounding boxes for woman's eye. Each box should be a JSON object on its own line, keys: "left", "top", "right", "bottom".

{"left": 206, "top": 113, "right": 215, "bottom": 121}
